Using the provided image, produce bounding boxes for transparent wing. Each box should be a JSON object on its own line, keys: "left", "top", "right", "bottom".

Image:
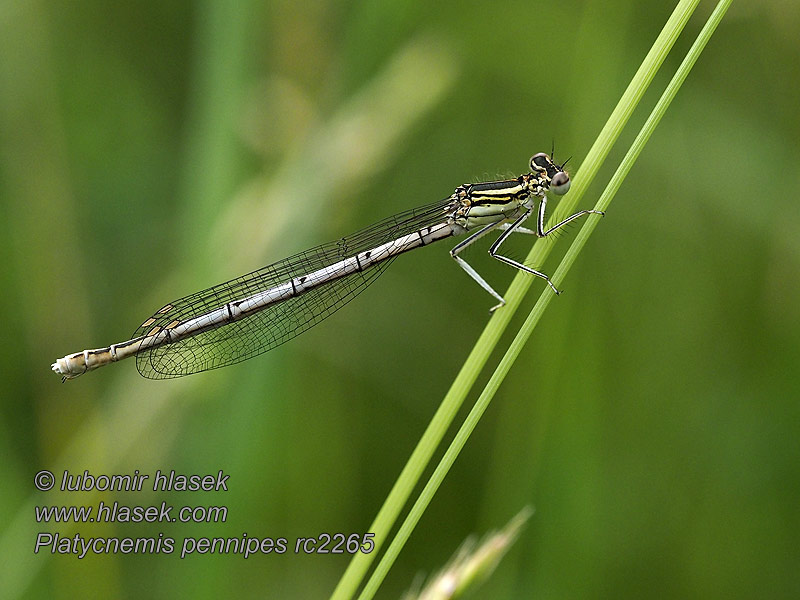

{"left": 132, "top": 198, "right": 455, "bottom": 379}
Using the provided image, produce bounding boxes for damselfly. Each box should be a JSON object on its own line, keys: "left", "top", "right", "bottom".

{"left": 52, "top": 152, "right": 602, "bottom": 380}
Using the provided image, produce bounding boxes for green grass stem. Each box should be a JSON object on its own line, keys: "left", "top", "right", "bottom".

{"left": 355, "top": 2, "right": 731, "bottom": 597}
{"left": 328, "top": 0, "right": 735, "bottom": 597}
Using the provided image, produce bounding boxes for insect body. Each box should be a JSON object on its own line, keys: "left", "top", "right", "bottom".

{"left": 52, "top": 153, "right": 601, "bottom": 380}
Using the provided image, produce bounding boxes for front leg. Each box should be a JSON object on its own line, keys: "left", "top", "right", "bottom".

{"left": 535, "top": 193, "right": 604, "bottom": 237}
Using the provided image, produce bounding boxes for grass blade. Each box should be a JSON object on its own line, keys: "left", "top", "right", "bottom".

{"left": 331, "top": 1, "right": 706, "bottom": 598}
{"left": 356, "top": 1, "right": 732, "bottom": 597}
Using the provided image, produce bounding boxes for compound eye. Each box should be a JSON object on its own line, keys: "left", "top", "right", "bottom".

{"left": 551, "top": 171, "right": 571, "bottom": 195}
{"left": 530, "top": 152, "right": 550, "bottom": 172}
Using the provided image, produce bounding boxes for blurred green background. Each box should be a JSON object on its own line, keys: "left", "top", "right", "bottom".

{"left": 2, "top": 1, "right": 798, "bottom": 598}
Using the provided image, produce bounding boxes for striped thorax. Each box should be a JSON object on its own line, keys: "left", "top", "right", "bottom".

{"left": 450, "top": 152, "right": 571, "bottom": 230}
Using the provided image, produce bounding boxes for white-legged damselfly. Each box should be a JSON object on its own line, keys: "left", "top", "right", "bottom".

{"left": 52, "top": 153, "right": 601, "bottom": 380}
